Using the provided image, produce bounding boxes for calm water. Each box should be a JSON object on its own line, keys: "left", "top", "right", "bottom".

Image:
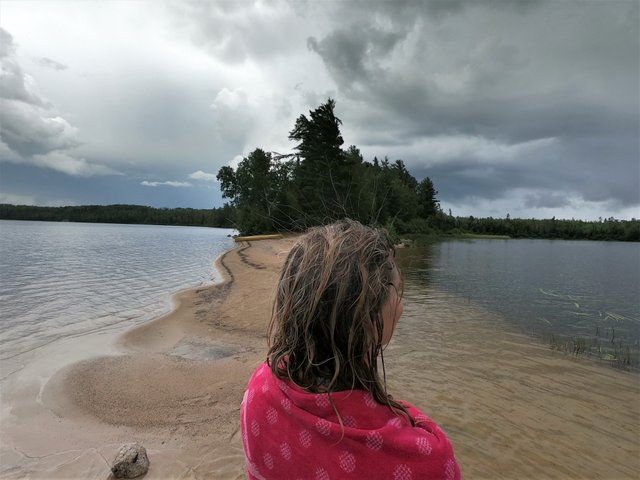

{"left": 397, "top": 239, "right": 640, "bottom": 362}
{"left": 2, "top": 224, "right": 638, "bottom": 370}
{"left": 0, "top": 221, "right": 235, "bottom": 365}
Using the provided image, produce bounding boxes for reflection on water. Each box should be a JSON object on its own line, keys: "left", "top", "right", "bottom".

{"left": 397, "top": 243, "right": 434, "bottom": 300}
{"left": 396, "top": 239, "right": 640, "bottom": 367}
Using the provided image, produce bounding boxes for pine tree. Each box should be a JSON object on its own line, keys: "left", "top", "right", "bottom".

{"left": 288, "top": 98, "right": 349, "bottom": 224}
{"left": 417, "top": 177, "right": 440, "bottom": 218}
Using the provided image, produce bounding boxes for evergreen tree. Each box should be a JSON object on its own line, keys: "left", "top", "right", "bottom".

{"left": 288, "top": 98, "right": 350, "bottom": 223}
{"left": 417, "top": 177, "right": 440, "bottom": 218}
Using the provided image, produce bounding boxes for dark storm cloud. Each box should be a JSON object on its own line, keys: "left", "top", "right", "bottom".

{"left": 307, "top": 25, "right": 403, "bottom": 94}
{"left": 524, "top": 191, "right": 570, "bottom": 209}
{"left": 409, "top": 159, "right": 523, "bottom": 203}
{"left": 408, "top": 134, "right": 639, "bottom": 210}
{"left": 312, "top": 1, "right": 638, "bottom": 140}
{"left": 307, "top": 0, "right": 639, "bottom": 211}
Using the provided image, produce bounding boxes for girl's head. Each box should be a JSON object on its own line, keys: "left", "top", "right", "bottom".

{"left": 267, "top": 219, "right": 403, "bottom": 401}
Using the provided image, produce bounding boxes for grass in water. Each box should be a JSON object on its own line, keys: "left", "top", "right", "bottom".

{"left": 541, "top": 328, "right": 639, "bottom": 370}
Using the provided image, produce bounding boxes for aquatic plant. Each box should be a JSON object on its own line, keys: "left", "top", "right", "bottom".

{"left": 543, "top": 330, "right": 638, "bottom": 370}
{"left": 534, "top": 289, "right": 639, "bottom": 371}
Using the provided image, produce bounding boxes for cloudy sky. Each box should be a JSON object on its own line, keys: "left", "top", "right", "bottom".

{"left": 1, "top": 0, "right": 638, "bottom": 220}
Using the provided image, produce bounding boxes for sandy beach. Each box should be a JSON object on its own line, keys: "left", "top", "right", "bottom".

{"left": 1, "top": 237, "right": 638, "bottom": 479}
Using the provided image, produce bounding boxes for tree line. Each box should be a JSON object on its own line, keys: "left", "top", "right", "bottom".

{"left": 0, "top": 204, "right": 236, "bottom": 228}
{"left": 434, "top": 214, "right": 639, "bottom": 242}
{"left": 216, "top": 99, "right": 638, "bottom": 242}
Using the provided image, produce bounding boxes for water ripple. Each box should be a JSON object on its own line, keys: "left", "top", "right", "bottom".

{"left": 0, "top": 221, "right": 235, "bottom": 361}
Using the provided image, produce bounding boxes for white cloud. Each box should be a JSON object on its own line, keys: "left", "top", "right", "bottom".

{"left": 0, "top": 29, "right": 48, "bottom": 107}
{"left": 209, "top": 87, "right": 261, "bottom": 146}
{"left": 0, "top": 26, "right": 119, "bottom": 180}
{"left": 140, "top": 180, "right": 192, "bottom": 188}
{"left": 229, "top": 154, "right": 244, "bottom": 169}
{"left": 0, "top": 99, "right": 79, "bottom": 156}
{"left": 188, "top": 170, "right": 217, "bottom": 181}
{"left": 362, "top": 135, "right": 557, "bottom": 169}
{"left": 168, "top": 0, "right": 310, "bottom": 63}
{"left": 36, "top": 56, "right": 67, "bottom": 71}
{"left": 0, "top": 28, "right": 78, "bottom": 159}
{"left": 32, "top": 151, "right": 122, "bottom": 177}
{"left": 211, "top": 87, "right": 254, "bottom": 110}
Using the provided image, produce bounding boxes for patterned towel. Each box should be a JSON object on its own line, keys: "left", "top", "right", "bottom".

{"left": 240, "top": 362, "right": 461, "bottom": 479}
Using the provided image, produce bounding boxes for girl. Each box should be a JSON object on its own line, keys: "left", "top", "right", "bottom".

{"left": 240, "top": 219, "right": 460, "bottom": 479}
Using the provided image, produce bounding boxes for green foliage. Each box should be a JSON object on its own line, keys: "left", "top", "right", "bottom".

{"left": 214, "top": 98, "right": 638, "bottom": 241}
{"left": 417, "top": 177, "right": 440, "bottom": 218}
{"left": 395, "top": 217, "right": 433, "bottom": 235}
{"left": 0, "top": 204, "right": 236, "bottom": 228}
{"left": 545, "top": 331, "right": 638, "bottom": 370}
{"left": 453, "top": 215, "right": 639, "bottom": 242}
{"left": 217, "top": 149, "right": 276, "bottom": 234}
{"left": 216, "top": 148, "right": 300, "bottom": 234}
{"left": 217, "top": 99, "right": 439, "bottom": 234}
{"left": 382, "top": 218, "right": 401, "bottom": 245}
{"left": 288, "top": 98, "right": 351, "bottom": 223}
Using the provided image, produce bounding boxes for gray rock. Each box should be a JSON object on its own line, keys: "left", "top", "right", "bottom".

{"left": 111, "top": 443, "right": 149, "bottom": 478}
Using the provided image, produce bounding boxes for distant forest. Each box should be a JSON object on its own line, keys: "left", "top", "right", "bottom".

{"left": 0, "top": 204, "right": 236, "bottom": 229}
{"left": 2, "top": 100, "right": 637, "bottom": 242}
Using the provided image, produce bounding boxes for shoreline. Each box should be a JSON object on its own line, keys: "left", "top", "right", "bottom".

{"left": 0, "top": 237, "right": 296, "bottom": 480}
{"left": 1, "top": 236, "right": 638, "bottom": 479}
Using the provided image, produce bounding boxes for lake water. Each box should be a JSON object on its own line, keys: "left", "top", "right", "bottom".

{"left": 0, "top": 220, "right": 235, "bottom": 375}
{"left": 1, "top": 226, "right": 637, "bottom": 479}
{"left": 1, "top": 223, "right": 638, "bottom": 375}
{"left": 397, "top": 239, "right": 640, "bottom": 367}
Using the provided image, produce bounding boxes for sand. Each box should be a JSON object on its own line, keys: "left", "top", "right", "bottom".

{"left": 0, "top": 237, "right": 638, "bottom": 479}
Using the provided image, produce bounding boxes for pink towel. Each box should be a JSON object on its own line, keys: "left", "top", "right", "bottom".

{"left": 240, "top": 362, "right": 461, "bottom": 479}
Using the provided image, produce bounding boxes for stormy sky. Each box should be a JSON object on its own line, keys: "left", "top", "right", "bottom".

{"left": 1, "top": 0, "right": 638, "bottom": 220}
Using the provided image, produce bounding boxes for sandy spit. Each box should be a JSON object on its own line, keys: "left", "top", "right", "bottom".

{"left": 0, "top": 236, "right": 638, "bottom": 479}
{"left": 0, "top": 238, "right": 295, "bottom": 480}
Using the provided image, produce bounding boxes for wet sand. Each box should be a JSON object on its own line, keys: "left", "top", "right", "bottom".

{"left": 1, "top": 237, "right": 638, "bottom": 479}
{"left": 386, "top": 287, "right": 639, "bottom": 479}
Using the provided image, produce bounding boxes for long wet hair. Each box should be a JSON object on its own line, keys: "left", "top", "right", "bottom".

{"left": 267, "top": 218, "right": 410, "bottom": 419}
